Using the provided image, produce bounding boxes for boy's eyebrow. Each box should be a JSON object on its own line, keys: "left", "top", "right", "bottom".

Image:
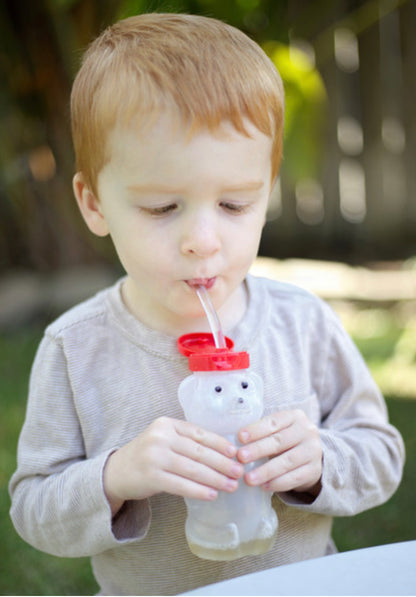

{"left": 221, "top": 180, "right": 265, "bottom": 193}
{"left": 127, "top": 183, "right": 185, "bottom": 194}
{"left": 127, "top": 180, "right": 265, "bottom": 194}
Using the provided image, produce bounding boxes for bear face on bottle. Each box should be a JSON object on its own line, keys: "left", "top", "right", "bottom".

{"left": 178, "top": 369, "right": 264, "bottom": 435}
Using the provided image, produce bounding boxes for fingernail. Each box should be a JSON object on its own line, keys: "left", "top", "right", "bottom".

{"left": 226, "top": 445, "right": 237, "bottom": 457}
{"left": 231, "top": 463, "right": 243, "bottom": 477}
{"left": 239, "top": 448, "right": 250, "bottom": 462}
{"left": 240, "top": 431, "right": 249, "bottom": 443}
{"left": 208, "top": 489, "right": 218, "bottom": 500}
{"left": 246, "top": 471, "right": 258, "bottom": 484}
{"left": 225, "top": 479, "right": 238, "bottom": 492}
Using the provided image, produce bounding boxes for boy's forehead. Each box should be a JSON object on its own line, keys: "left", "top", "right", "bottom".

{"left": 107, "top": 111, "right": 273, "bottom": 151}
{"left": 103, "top": 117, "right": 273, "bottom": 182}
{"left": 99, "top": 116, "right": 274, "bottom": 199}
{"left": 99, "top": 113, "right": 274, "bottom": 191}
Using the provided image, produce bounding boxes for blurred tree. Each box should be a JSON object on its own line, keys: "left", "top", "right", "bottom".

{"left": 0, "top": 0, "right": 121, "bottom": 272}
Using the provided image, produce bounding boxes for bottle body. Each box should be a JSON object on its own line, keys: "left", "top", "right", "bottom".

{"left": 178, "top": 369, "right": 278, "bottom": 560}
{"left": 185, "top": 433, "right": 277, "bottom": 560}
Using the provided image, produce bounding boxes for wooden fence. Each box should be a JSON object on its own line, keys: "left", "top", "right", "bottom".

{"left": 260, "top": 0, "right": 416, "bottom": 263}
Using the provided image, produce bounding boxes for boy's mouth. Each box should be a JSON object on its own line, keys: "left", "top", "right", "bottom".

{"left": 185, "top": 277, "right": 216, "bottom": 290}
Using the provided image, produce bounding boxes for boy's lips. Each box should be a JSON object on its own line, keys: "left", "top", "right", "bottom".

{"left": 185, "top": 277, "right": 216, "bottom": 289}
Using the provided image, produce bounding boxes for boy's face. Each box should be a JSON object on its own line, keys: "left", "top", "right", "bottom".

{"left": 76, "top": 114, "right": 273, "bottom": 335}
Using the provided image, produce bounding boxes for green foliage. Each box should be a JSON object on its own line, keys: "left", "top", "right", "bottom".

{"left": 115, "top": 0, "right": 290, "bottom": 47}
{"left": 117, "top": 0, "right": 187, "bottom": 20}
{"left": 344, "top": 308, "right": 416, "bottom": 399}
{"left": 264, "top": 41, "right": 327, "bottom": 184}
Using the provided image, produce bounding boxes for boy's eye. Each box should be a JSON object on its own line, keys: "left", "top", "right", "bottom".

{"left": 144, "top": 203, "right": 178, "bottom": 216}
{"left": 220, "top": 201, "right": 248, "bottom": 214}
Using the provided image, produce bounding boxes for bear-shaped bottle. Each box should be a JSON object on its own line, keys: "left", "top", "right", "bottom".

{"left": 177, "top": 333, "right": 278, "bottom": 561}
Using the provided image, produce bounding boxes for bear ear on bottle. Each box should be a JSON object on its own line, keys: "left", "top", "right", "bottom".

{"left": 177, "top": 332, "right": 278, "bottom": 561}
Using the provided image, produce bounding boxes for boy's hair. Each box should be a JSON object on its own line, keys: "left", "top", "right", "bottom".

{"left": 71, "top": 13, "right": 284, "bottom": 196}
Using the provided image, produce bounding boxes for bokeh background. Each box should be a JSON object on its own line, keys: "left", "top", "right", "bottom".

{"left": 1, "top": 0, "right": 415, "bottom": 594}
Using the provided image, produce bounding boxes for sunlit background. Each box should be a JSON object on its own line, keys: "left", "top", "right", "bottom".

{"left": 0, "top": 1, "right": 415, "bottom": 594}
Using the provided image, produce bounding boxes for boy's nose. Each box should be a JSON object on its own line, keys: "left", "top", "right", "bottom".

{"left": 180, "top": 215, "right": 221, "bottom": 257}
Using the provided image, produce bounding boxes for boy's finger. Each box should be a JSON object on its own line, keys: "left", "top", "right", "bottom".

{"left": 238, "top": 410, "right": 296, "bottom": 444}
{"left": 261, "top": 460, "right": 323, "bottom": 494}
{"left": 243, "top": 443, "right": 315, "bottom": 487}
{"left": 165, "top": 452, "right": 240, "bottom": 493}
{"left": 173, "top": 434, "right": 244, "bottom": 479}
{"left": 237, "top": 414, "right": 318, "bottom": 464}
{"left": 175, "top": 420, "right": 238, "bottom": 457}
{"left": 237, "top": 422, "right": 303, "bottom": 464}
{"left": 261, "top": 463, "right": 318, "bottom": 493}
{"left": 159, "top": 470, "right": 219, "bottom": 501}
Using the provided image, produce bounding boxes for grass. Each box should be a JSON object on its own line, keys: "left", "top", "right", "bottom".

{"left": 0, "top": 326, "right": 98, "bottom": 596}
{"left": 1, "top": 311, "right": 415, "bottom": 595}
{"left": 332, "top": 397, "right": 416, "bottom": 550}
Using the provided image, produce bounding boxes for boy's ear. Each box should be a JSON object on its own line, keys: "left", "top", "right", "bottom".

{"left": 73, "top": 172, "right": 109, "bottom": 237}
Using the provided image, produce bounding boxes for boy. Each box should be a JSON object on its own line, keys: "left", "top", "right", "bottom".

{"left": 9, "top": 13, "right": 404, "bottom": 596}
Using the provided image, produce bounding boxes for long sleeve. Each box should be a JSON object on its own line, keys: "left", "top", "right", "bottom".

{"left": 279, "top": 307, "right": 405, "bottom": 516}
{"left": 9, "top": 334, "right": 151, "bottom": 557}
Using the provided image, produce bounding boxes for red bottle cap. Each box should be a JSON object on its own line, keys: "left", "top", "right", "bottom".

{"left": 177, "top": 333, "right": 249, "bottom": 371}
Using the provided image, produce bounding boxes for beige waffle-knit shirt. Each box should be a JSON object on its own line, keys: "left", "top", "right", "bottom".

{"left": 9, "top": 275, "right": 405, "bottom": 595}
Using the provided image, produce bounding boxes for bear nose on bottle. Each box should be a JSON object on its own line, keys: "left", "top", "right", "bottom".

{"left": 237, "top": 397, "right": 244, "bottom": 404}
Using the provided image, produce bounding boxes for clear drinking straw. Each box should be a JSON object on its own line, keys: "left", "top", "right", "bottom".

{"left": 196, "top": 285, "right": 226, "bottom": 349}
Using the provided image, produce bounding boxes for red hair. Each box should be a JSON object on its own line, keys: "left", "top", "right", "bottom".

{"left": 71, "top": 13, "right": 284, "bottom": 195}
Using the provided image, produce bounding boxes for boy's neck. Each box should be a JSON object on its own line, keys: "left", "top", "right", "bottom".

{"left": 121, "top": 278, "right": 248, "bottom": 339}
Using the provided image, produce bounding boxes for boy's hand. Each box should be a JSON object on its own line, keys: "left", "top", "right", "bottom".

{"left": 237, "top": 409, "right": 323, "bottom": 497}
{"left": 103, "top": 417, "right": 244, "bottom": 516}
